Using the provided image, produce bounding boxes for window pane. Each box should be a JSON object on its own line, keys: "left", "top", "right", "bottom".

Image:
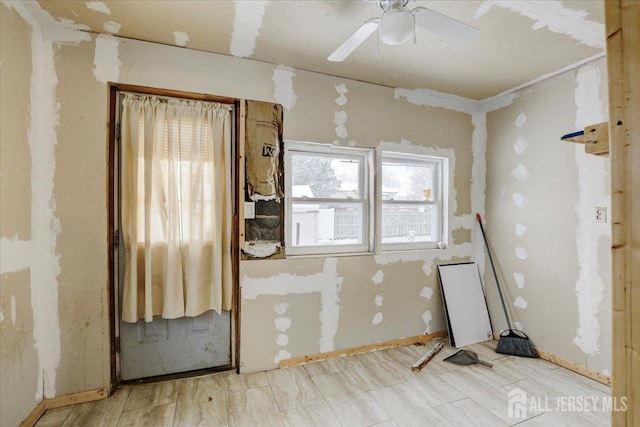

{"left": 382, "top": 161, "right": 435, "bottom": 201}
{"left": 291, "top": 202, "right": 363, "bottom": 247}
{"left": 382, "top": 204, "right": 438, "bottom": 243}
{"left": 291, "top": 153, "right": 361, "bottom": 199}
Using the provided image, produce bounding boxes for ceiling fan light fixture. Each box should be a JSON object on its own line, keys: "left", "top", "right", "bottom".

{"left": 378, "top": 9, "right": 414, "bottom": 45}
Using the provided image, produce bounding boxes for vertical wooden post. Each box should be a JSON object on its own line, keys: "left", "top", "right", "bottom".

{"left": 606, "top": 1, "right": 640, "bottom": 425}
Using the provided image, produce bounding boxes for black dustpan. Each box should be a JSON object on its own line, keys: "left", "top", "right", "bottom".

{"left": 444, "top": 350, "right": 493, "bottom": 368}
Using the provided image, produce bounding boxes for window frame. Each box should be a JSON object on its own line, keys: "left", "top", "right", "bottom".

{"left": 284, "top": 141, "right": 374, "bottom": 256}
{"left": 379, "top": 151, "right": 446, "bottom": 251}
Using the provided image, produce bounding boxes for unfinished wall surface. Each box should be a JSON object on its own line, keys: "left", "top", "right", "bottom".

{"left": 485, "top": 58, "right": 611, "bottom": 376}
{"left": 0, "top": 5, "right": 39, "bottom": 427}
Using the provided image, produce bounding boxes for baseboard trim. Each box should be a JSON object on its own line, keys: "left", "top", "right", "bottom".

{"left": 19, "top": 401, "right": 45, "bottom": 427}
{"left": 20, "top": 388, "right": 109, "bottom": 427}
{"left": 279, "top": 331, "right": 448, "bottom": 369}
{"left": 491, "top": 331, "right": 611, "bottom": 386}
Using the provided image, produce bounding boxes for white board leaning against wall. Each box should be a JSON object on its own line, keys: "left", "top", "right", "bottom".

{"left": 438, "top": 262, "right": 493, "bottom": 348}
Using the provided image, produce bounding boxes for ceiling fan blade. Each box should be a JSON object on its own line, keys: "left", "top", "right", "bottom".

{"left": 412, "top": 7, "right": 478, "bottom": 44}
{"left": 328, "top": 19, "right": 379, "bottom": 62}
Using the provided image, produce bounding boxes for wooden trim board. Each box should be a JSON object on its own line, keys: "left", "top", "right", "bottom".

{"left": 606, "top": 1, "right": 640, "bottom": 425}
{"left": 20, "top": 388, "right": 108, "bottom": 427}
{"left": 491, "top": 332, "right": 611, "bottom": 386}
{"left": 279, "top": 331, "right": 447, "bottom": 368}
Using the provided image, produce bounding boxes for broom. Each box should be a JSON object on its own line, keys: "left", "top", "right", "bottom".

{"left": 476, "top": 213, "right": 539, "bottom": 358}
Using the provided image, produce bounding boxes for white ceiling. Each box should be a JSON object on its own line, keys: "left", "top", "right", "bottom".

{"left": 39, "top": 0, "right": 605, "bottom": 100}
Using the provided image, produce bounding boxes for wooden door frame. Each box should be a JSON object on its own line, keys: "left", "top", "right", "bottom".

{"left": 606, "top": 1, "right": 640, "bottom": 425}
{"left": 106, "top": 83, "right": 241, "bottom": 389}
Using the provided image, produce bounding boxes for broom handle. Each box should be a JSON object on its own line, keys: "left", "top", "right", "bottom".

{"left": 476, "top": 213, "right": 513, "bottom": 329}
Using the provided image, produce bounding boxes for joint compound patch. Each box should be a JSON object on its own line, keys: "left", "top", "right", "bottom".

{"left": 515, "top": 247, "right": 528, "bottom": 260}
{"left": 514, "top": 321, "right": 524, "bottom": 330}
{"left": 335, "top": 83, "right": 348, "bottom": 106}
{"left": 272, "top": 65, "right": 297, "bottom": 111}
{"left": 334, "top": 110, "right": 348, "bottom": 139}
{"left": 276, "top": 333, "right": 289, "bottom": 346}
{"left": 173, "top": 31, "right": 189, "bottom": 46}
{"left": 230, "top": 0, "right": 270, "bottom": 57}
{"left": 372, "top": 270, "right": 384, "bottom": 285}
{"left": 372, "top": 312, "right": 383, "bottom": 325}
{"left": 93, "top": 34, "right": 121, "bottom": 84}
{"left": 511, "top": 164, "right": 530, "bottom": 182}
{"left": 513, "top": 137, "right": 529, "bottom": 155}
{"left": 103, "top": 21, "right": 121, "bottom": 34}
{"left": 513, "top": 272, "right": 526, "bottom": 289}
{"left": 515, "top": 223, "right": 527, "bottom": 236}
{"left": 11, "top": 295, "right": 17, "bottom": 326}
{"left": 85, "top": 1, "right": 110, "bottom": 14}
{"left": 515, "top": 112, "right": 526, "bottom": 127}
{"left": 273, "top": 302, "right": 289, "bottom": 315}
{"left": 474, "top": 0, "right": 605, "bottom": 49}
{"left": 274, "top": 317, "right": 291, "bottom": 332}
{"left": 421, "top": 311, "right": 433, "bottom": 334}
{"left": 513, "top": 193, "right": 528, "bottom": 208}
{"left": 420, "top": 287, "right": 433, "bottom": 300}
{"left": 374, "top": 294, "right": 383, "bottom": 307}
{"left": 514, "top": 296, "right": 528, "bottom": 309}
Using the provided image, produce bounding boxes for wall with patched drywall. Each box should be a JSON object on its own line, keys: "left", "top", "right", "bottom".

{"left": 0, "top": 5, "right": 40, "bottom": 427}
{"left": 485, "top": 57, "right": 611, "bottom": 376}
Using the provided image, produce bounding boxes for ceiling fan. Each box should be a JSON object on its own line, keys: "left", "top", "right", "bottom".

{"left": 327, "top": 0, "right": 479, "bottom": 62}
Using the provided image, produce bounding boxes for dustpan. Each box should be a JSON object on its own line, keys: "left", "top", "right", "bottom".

{"left": 443, "top": 350, "right": 493, "bottom": 368}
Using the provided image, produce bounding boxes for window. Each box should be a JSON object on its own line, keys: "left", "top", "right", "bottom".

{"left": 381, "top": 152, "right": 445, "bottom": 250}
{"left": 285, "top": 142, "right": 372, "bottom": 255}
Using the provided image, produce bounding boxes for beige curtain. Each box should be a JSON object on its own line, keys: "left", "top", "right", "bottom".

{"left": 120, "top": 93, "right": 233, "bottom": 323}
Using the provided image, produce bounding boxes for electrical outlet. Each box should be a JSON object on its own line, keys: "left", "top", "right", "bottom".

{"left": 595, "top": 206, "right": 607, "bottom": 223}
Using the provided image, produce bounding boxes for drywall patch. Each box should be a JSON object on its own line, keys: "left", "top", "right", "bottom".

{"left": 395, "top": 87, "right": 478, "bottom": 115}
{"left": 572, "top": 64, "right": 608, "bottom": 356}
{"left": 515, "top": 247, "right": 528, "bottom": 260}
{"left": 334, "top": 110, "right": 348, "bottom": 139}
{"left": 243, "top": 258, "right": 343, "bottom": 352}
{"left": 474, "top": 1, "right": 605, "bottom": 49}
{"left": 229, "top": 0, "right": 270, "bottom": 57}
{"left": 85, "top": 1, "right": 110, "bottom": 15}
{"left": 513, "top": 193, "right": 528, "bottom": 208}
{"left": 513, "top": 137, "right": 528, "bottom": 155}
{"left": 513, "top": 272, "right": 525, "bottom": 289}
{"left": 374, "top": 294, "right": 383, "bottom": 307}
{"left": 372, "top": 312, "right": 383, "bottom": 325}
{"left": 0, "top": 311, "right": 4, "bottom": 322}
{"left": 272, "top": 65, "right": 297, "bottom": 111}
{"left": 273, "top": 302, "right": 289, "bottom": 315}
{"left": 511, "top": 164, "right": 530, "bottom": 182}
{"left": 420, "top": 287, "right": 433, "bottom": 300}
{"left": 515, "top": 112, "right": 526, "bottom": 127}
{"left": 276, "top": 334, "right": 289, "bottom": 346}
{"left": 514, "top": 296, "right": 528, "bottom": 309}
{"left": 421, "top": 310, "right": 432, "bottom": 334}
{"left": 515, "top": 223, "right": 527, "bottom": 237}
{"left": 274, "top": 317, "right": 291, "bottom": 332}
{"left": 173, "top": 31, "right": 189, "bottom": 47}
{"left": 335, "top": 83, "right": 348, "bottom": 106}
{"left": 372, "top": 270, "right": 384, "bottom": 285}
{"left": 6, "top": 0, "right": 90, "bottom": 400}
{"left": 103, "top": 20, "right": 121, "bottom": 34}
{"left": 514, "top": 321, "right": 524, "bottom": 330}
{"left": 0, "top": 237, "right": 32, "bottom": 274}
{"left": 93, "top": 34, "right": 120, "bottom": 84}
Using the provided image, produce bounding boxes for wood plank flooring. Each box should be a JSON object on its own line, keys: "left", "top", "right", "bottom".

{"left": 35, "top": 341, "right": 611, "bottom": 426}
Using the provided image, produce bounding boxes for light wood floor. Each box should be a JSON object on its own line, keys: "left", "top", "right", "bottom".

{"left": 35, "top": 341, "right": 611, "bottom": 426}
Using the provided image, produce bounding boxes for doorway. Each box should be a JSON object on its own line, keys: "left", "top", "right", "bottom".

{"left": 109, "top": 84, "right": 239, "bottom": 383}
